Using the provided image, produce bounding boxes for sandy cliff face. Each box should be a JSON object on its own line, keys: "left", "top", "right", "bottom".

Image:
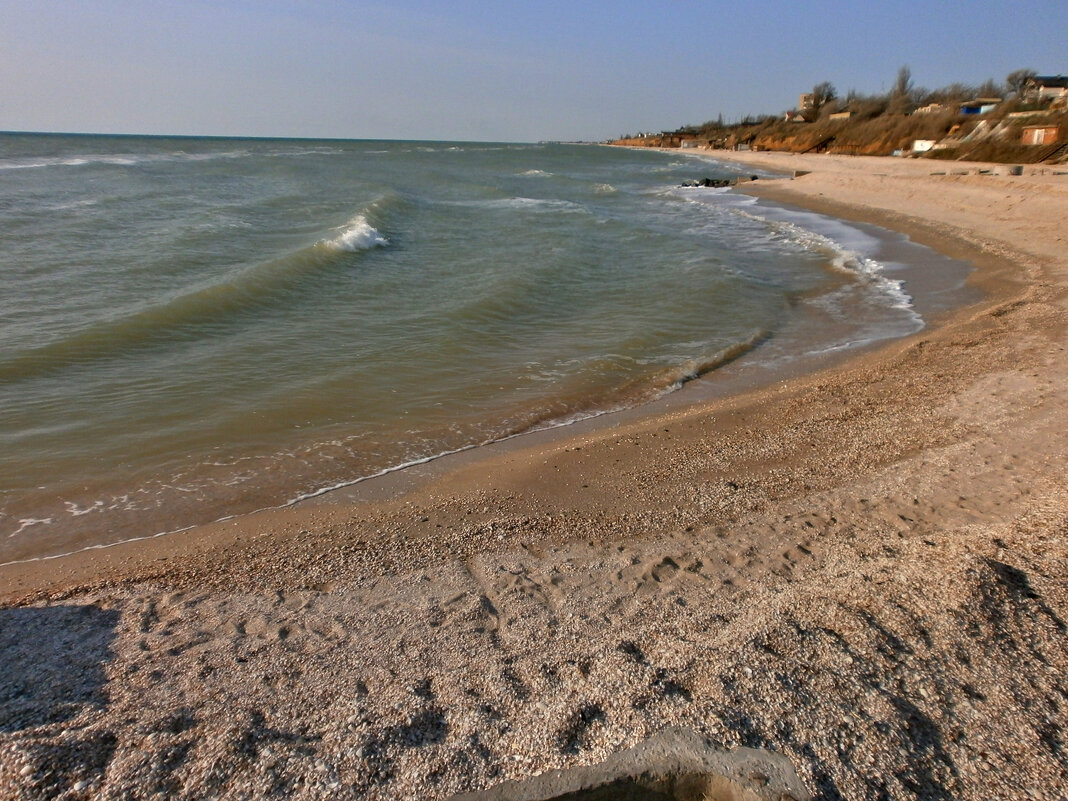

{"left": 615, "top": 110, "right": 1068, "bottom": 163}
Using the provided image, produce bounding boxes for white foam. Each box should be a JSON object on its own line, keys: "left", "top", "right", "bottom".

{"left": 450, "top": 197, "right": 589, "bottom": 214}
{"left": 45, "top": 198, "right": 99, "bottom": 211}
{"left": 0, "top": 148, "right": 257, "bottom": 171}
{"left": 9, "top": 518, "right": 52, "bottom": 538}
{"left": 732, "top": 207, "right": 921, "bottom": 323}
{"left": 518, "top": 169, "right": 552, "bottom": 177}
{"left": 64, "top": 500, "right": 104, "bottom": 517}
{"left": 0, "top": 153, "right": 158, "bottom": 170}
{"left": 324, "top": 215, "right": 389, "bottom": 251}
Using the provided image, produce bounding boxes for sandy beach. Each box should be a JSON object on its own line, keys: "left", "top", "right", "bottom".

{"left": 3, "top": 151, "right": 1067, "bottom": 800}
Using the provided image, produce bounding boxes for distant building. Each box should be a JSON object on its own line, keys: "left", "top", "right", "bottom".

{"left": 914, "top": 103, "right": 947, "bottom": 114}
{"left": 1021, "top": 125, "right": 1060, "bottom": 146}
{"left": 1022, "top": 76, "right": 1068, "bottom": 104}
{"left": 658, "top": 131, "right": 698, "bottom": 148}
{"left": 828, "top": 111, "right": 854, "bottom": 120}
{"left": 799, "top": 93, "right": 815, "bottom": 111}
{"left": 784, "top": 110, "right": 807, "bottom": 123}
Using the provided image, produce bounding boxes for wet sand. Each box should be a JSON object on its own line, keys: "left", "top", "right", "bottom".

{"left": 2, "top": 152, "right": 1067, "bottom": 800}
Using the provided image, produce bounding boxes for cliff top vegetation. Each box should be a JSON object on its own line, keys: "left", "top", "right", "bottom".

{"left": 615, "top": 67, "right": 1067, "bottom": 164}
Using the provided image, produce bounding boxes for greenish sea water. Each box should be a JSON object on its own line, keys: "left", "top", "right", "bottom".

{"left": 0, "top": 134, "right": 969, "bottom": 562}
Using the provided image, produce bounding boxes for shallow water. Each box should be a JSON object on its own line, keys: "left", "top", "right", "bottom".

{"left": 0, "top": 135, "right": 970, "bottom": 562}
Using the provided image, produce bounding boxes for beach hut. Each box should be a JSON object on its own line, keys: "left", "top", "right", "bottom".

{"left": 1021, "top": 125, "right": 1060, "bottom": 146}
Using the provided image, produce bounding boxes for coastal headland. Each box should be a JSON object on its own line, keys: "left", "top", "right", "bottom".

{"left": 2, "top": 152, "right": 1066, "bottom": 800}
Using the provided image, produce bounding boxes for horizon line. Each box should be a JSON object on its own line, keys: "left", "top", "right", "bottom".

{"left": 0, "top": 129, "right": 583, "bottom": 146}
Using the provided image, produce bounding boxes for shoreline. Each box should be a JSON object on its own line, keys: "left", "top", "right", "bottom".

{"left": 0, "top": 146, "right": 948, "bottom": 569}
{"left": 0, "top": 196, "right": 970, "bottom": 574}
{"left": 0, "top": 161, "right": 979, "bottom": 585}
{"left": 2, "top": 152, "right": 1066, "bottom": 800}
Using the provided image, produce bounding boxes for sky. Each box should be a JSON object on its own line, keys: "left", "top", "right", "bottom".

{"left": 1, "top": 0, "right": 1064, "bottom": 142}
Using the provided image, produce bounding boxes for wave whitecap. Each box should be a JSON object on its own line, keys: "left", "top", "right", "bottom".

{"left": 0, "top": 145, "right": 342, "bottom": 172}
{"left": 445, "top": 197, "right": 590, "bottom": 215}
{"left": 323, "top": 215, "right": 389, "bottom": 252}
{"left": 0, "top": 202, "right": 397, "bottom": 382}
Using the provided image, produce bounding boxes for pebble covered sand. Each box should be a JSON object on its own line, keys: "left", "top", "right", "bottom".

{"left": 2, "top": 153, "right": 1067, "bottom": 800}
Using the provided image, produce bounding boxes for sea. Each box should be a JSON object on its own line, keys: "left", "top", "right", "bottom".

{"left": 0, "top": 133, "right": 974, "bottom": 564}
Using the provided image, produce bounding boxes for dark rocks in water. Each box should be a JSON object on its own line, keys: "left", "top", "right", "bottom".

{"left": 680, "top": 175, "right": 757, "bottom": 188}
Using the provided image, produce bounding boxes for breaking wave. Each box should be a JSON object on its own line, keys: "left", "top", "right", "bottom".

{"left": 322, "top": 214, "right": 389, "bottom": 251}
{"left": 0, "top": 201, "right": 396, "bottom": 382}
{"left": 733, "top": 208, "right": 919, "bottom": 316}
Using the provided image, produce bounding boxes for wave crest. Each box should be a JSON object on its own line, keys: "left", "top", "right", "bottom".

{"left": 323, "top": 215, "right": 389, "bottom": 252}
{"left": 0, "top": 200, "right": 398, "bottom": 382}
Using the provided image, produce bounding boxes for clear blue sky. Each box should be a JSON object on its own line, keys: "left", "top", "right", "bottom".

{"left": 2, "top": 0, "right": 1064, "bottom": 141}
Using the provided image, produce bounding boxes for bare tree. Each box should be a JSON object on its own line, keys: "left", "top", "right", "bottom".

{"left": 1006, "top": 68, "right": 1038, "bottom": 97}
{"left": 893, "top": 65, "right": 913, "bottom": 98}
{"left": 889, "top": 65, "right": 914, "bottom": 114}
{"left": 807, "top": 81, "right": 837, "bottom": 120}
{"left": 976, "top": 78, "right": 1002, "bottom": 99}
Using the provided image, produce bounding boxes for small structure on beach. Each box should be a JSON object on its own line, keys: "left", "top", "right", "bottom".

{"left": 1021, "top": 125, "right": 1060, "bottom": 146}
{"left": 658, "top": 131, "right": 698, "bottom": 148}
